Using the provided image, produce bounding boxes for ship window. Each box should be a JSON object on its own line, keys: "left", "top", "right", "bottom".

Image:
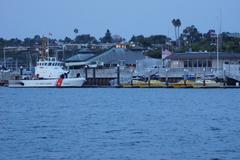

{"left": 48, "top": 63, "right": 52, "bottom": 66}
{"left": 45, "top": 63, "right": 47, "bottom": 66}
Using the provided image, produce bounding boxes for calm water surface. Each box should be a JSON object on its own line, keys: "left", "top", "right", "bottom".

{"left": 0, "top": 88, "right": 240, "bottom": 160}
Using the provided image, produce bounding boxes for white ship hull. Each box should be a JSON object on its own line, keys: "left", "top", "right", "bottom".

{"left": 8, "top": 78, "right": 86, "bottom": 88}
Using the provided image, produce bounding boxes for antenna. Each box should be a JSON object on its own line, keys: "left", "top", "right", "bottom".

{"left": 220, "top": 9, "right": 222, "bottom": 34}
{"left": 216, "top": 9, "right": 222, "bottom": 77}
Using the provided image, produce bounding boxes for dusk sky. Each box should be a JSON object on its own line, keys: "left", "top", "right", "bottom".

{"left": 0, "top": 0, "right": 239, "bottom": 40}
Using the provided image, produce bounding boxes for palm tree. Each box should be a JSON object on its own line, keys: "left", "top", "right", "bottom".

{"left": 172, "top": 19, "right": 177, "bottom": 41}
{"left": 74, "top": 28, "right": 79, "bottom": 35}
{"left": 74, "top": 28, "right": 79, "bottom": 42}
{"left": 176, "top": 19, "right": 181, "bottom": 47}
{"left": 176, "top": 19, "right": 181, "bottom": 39}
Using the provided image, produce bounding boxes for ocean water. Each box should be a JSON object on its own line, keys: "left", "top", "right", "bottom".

{"left": 0, "top": 88, "right": 240, "bottom": 160}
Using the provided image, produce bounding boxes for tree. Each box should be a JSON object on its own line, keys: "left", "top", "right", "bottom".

{"left": 64, "top": 37, "right": 72, "bottom": 44}
{"left": 23, "top": 38, "right": 33, "bottom": 46}
{"left": 148, "top": 35, "right": 167, "bottom": 44}
{"left": 176, "top": 19, "right": 181, "bottom": 47}
{"left": 130, "top": 35, "right": 168, "bottom": 47}
{"left": 129, "top": 35, "right": 151, "bottom": 47}
{"left": 172, "top": 19, "right": 178, "bottom": 41}
{"left": 6, "top": 38, "right": 22, "bottom": 46}
{"left": 181, "top": 25, "right": 202, "bottom": 47}
{"left": 74, "top": 28, "right": 79, "bottom": 43}
{"left": 74, "top": 28, "right": 79, "bottom": 35}
{"left": 33, "top": 35, "right": 41, "bottom": 45}
{"left": 75, "top": 34, "right": 97, "bottom": 44}
{"left": 100, "top": 29, "right": 113, "bottom": 43}
{"left": 172, "top": 18, "right": 181, "bottom": 47}
{"left": 145, "top": 49, "right": 162, "bottom": 59}
{"left": 175, "top": 19, "right": 181, "bottom": 39}
{"left": 0, "top": 38, "right": 5, "bottom": 48}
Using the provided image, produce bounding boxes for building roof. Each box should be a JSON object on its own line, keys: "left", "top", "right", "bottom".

{"left": 166, "top": 52, "right": 240, "bottom": 60}
{"left": 65, "top": 54, "right": 96, "bottom": 62}
{"left": 65, "top": 49, "right": 98, "bottom": 62}
{"left": 86, "top": 48, "right": 146, "bottom": 65}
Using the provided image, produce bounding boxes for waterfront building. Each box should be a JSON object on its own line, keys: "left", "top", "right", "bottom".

{"left": 165, "top": 52, "right": 240, "bottom": 70}
{"left": 158, "top": 52, "right": 240, "bottom": 79}
{"left": 65, "top": 48, "right": 146, "bottom": 69}
{"left": 65, "top": 47, "right": 147, "bottom": 79}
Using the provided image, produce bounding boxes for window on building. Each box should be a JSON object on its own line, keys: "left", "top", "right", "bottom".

{"left": 203, "top": 61, "right": 207, "bottom": 67}
{"left": 184, "top": 61, "right": 188, "bottom": 68}
{"left": 208, "top": 61, "right": 212, "bottom": 67}
{"left": 198, "top": 60, "right": 202, "bottom": 68}
{"left": 193, "top": 61, "right": 198, "bottom": 67}
{"left": 189, "top": 61, "right": 192, "bottom": 67}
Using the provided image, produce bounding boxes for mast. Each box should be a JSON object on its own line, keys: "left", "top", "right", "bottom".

{"left": 216, "top": 9, "right": 222, "bottom": 76}
{"left": 40, "top": 37, "right": 49, "bottom": 60}
{"left": 217, "top": 33, "right": 219, "bottom": 76}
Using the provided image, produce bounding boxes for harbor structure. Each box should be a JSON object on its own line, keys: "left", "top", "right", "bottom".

{"left": 64, "top": 47, "right": 148, "bottom": 86}
{"left": 163, "top": 52, "right": 240, "bottom": 78}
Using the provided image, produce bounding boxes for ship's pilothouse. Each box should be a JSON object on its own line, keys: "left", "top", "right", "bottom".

{"left": 35, "top": 57, "right": 68, "bottom": 79}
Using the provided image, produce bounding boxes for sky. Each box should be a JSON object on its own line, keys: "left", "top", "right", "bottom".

{"left": 0, "top": 0, "right": 240, "bottom": 40}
